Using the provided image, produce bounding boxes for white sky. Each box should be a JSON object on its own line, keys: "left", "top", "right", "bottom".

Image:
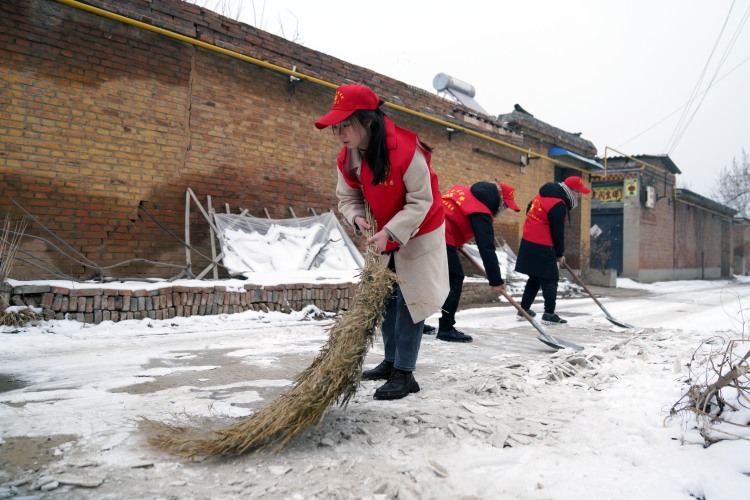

{"left": 2, "top": 237, "right": 750, "bottom": 497}
{"left": 223, "top": 0, "right": 750, "bottom": 198}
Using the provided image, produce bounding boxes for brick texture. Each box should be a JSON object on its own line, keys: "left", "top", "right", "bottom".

{"left": 6, "top": 282, "right": 357, "bottom": 323}
{"left": 1, "top": 0, "right": 594, "bottom": 281}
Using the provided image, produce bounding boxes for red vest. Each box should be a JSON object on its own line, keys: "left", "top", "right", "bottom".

{"left": 522, "top": 194, "right": 566, "bottom": 246}
{"left": 338, "top": 117, "right": 444, "bottom": 252}
{"left": 441, "top": 186, "right": 493, "bottom": 247}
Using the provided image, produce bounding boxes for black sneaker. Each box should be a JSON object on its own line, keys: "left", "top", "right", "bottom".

{"left": 436, "top": 327, "right": 473, "bottom": 343}
{"left": 541, "top": 313, "right": 567, "bottom": 325}
{"left": 362, "top": 360, "right": 394, "bottom": 381}
{"left": 516, "top": 308, "right": 537, "bottom": 320}
{"left": 373, "top": 369, "right": 420, "bottom": 400}
{"left": 422, "top": 324, "right": 437, "bottom": 335}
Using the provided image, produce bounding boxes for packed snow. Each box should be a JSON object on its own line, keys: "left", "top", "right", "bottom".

{"left": 1, "top": 232, "right": 749, "bottom": 498}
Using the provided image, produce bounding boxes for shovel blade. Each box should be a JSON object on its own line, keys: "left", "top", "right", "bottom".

{"left": 540, "top": 334, "right": 585, "bottom": 352}
{"left": 606, "top": 315, "right": 635, "bottom": 329}
{"left": 536, "top": 335, "right": 565, "bottom": 350}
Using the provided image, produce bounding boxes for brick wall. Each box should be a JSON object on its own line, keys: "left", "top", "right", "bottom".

{"left": 673, "top": 204, "right": 730, "bottom": 278}
{"left": 2, "top": 280, "right": 509, "bottom": 324}
{"left": 638, "top": 171, "right": 676, "bottom": 270}
{"left": 733, "top": 220, "right": 750, "bottom": 275}
{"left": 2, "top": 281, "right": 356, "bottom": 323}
{"left": 1, "top": 0, "right": 593, "bottom": 282}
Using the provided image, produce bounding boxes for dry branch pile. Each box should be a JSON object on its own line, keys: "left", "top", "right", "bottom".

{"left": 0, "top": 215, "right": 39, "bottom": 328}
{"left": 1, "top": 215, "right": 26, "bottom": 289}
{"left": 0, "top": 308, "right": 40, "bottom": 328}
{"left": 670, "top": 337, "right": 750, "bottom": 446}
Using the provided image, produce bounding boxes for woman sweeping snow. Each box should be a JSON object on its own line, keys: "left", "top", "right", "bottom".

{"left": 315, "top": 83, "right": 449, "bottom": 400}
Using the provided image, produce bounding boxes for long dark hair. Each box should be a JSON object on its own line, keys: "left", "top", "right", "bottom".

{"left": 352, "top": 108, "right": 432, "bottom": 185}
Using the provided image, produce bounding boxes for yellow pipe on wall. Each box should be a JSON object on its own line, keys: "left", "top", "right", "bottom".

{"left": 52, "top": 0, "right": 594, "bottom": 176}
{"left": 602, "top": 147, "right": 731, "bottom": 217}
{"left": 53, "top": 0, "right": 335, "bottom": 89}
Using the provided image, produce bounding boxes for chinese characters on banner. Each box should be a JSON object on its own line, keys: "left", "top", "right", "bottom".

{"left": 593, "top": 178, "right": 639, "bottom": 203}
{"left": 593, "top": 183, "right": 624, "bottom": 203}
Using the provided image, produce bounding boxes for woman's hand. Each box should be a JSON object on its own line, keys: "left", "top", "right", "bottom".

{"left": 491, "top": 284, "right": 507, "bottom": 295}
{"left": 353, "top": 215, "right": 371, "bottom": 232}
{"left": 558, "top": 255, "right": 566, "bottom": 266}
{"left": 366, "top": 229, "right": 390, "bottom": 252}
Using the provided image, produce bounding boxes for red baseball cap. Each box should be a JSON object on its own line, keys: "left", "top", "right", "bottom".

{"left": 314, "top": 84, "right": 381, "bottom": 130}
{"left": 498, "top": 183, "right": 521, "bottom": 211}
{"left": 563, "top": 176, "right": 592, "bottom": 194}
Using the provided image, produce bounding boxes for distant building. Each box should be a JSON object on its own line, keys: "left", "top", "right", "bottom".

{"left": 733, "top": 217, "right": 750, "bottom": 276}
{"left": 495, "top": 106, "right": 604, "bottom": 268}
{"left": 591, "top": 154, "right": 736, "bottom": 282}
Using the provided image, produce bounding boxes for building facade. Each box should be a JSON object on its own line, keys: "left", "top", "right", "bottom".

{"left": 591, "top": 154, "right": 736, "bottom": 282}
{"left": 1, "top": 0, "right": 601, "bottom": 281}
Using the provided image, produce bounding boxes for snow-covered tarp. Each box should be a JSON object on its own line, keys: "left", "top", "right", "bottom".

{"left": 461, "top": 241, "right": 522, "bottom": 281}
{"left": 213, "top": 212, "right": 364, "bottom": 278}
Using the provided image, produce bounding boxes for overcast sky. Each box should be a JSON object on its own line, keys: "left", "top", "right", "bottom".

{"left": 209, "top": 0, "right": 750, "bottom": 199}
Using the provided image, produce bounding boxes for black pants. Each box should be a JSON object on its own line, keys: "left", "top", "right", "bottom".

{"left": 439, "top": 245, "right": 464, "bottom": 331}
{"left": 520, "top": 275, "right": 558, "bottom": 314}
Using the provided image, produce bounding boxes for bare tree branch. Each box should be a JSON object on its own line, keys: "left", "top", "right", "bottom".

{"left": 713, "top": 149, "right": 750, "bottom": 218}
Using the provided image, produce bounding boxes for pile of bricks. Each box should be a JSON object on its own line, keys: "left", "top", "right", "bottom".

{"left": 1, "top": 282, "right": 357, "bottom": 324}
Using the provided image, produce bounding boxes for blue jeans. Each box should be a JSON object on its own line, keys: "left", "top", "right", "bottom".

{"left": 381, "top": 281, "right": 424, "bottom": 373}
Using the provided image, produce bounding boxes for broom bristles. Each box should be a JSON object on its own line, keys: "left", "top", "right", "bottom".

{"left": 145, "top": 207, "right": 396, "bottom": 457}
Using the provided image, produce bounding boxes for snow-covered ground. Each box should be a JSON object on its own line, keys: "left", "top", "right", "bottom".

{"left": 1, "top": 274, "right": 749, "bottom": 499}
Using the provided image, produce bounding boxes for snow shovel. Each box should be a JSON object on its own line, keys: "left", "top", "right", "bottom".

{"left": 561, "top": 261, "right": 634, "bottom": 329}
{"left": 457, "top": 247, "right": 584, "bottom": 352}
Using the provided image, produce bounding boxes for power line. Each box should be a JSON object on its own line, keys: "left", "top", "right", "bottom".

{"left": 663, "top": 0, "right": 735, "bottom": 153}
{"left": 668, "top": 3, "right": 750, "bottom": 154}
{"left": 617, "top": 52, "right": 750, "bottom": 149}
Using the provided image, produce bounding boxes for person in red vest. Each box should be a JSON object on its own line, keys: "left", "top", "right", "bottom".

{"left": 424, "top": 182, "right": 520, "bottom": 342}
{"left": 315, "top": 84, "right": 449, "bottom": 400}
{"left": 514, "top": 175, "right": 591, "bottom": 325}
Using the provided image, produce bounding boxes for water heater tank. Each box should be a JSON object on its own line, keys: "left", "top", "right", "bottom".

{"left": 432, "top": 73, "right": 476, "bottom": 98}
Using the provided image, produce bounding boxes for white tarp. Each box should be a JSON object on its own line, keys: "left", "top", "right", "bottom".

{"left": 213, "top": 212, "right": 364, "bottom": 277}
{"left": 462, "top": 241, "right": 523, "bottom": 281}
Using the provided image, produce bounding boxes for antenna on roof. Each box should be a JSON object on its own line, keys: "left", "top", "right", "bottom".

{"left": 433, "top": 73, "right": 489, "bottom": 115}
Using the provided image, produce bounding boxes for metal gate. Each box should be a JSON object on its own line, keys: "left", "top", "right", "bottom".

{"left": 590, "top": 208, "right": 623, "bottom": 274}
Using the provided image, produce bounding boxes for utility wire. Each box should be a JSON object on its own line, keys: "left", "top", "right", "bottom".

{"left": 668, "top": 3, "right": 750, "bottom": 154}
{"left": 618, "top": 52, "right": 750, "bottom": 149}
{"left": 137, "top": 202, "right": 218, "bottom": 264}
{"left": 9, "top": 196, "right": 101, "bottom": 271}
{"left": 664, "top": 0, "right": 735, "bottom": 153}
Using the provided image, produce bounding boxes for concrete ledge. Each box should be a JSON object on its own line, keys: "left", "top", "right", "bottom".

{"left": 582, "top": 269, "right": 617, "bottom": 287}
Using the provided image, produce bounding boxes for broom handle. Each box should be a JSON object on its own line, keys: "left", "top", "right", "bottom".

{"left": 363, "top": 202, "right": 380, "bottom": 263}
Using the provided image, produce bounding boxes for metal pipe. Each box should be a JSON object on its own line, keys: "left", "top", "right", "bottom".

{"left": 52, "top": 0, "right": 592, "bottom": 175}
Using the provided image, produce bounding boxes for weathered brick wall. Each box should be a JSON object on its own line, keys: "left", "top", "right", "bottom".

{"left": 638, "top": 172, "right": 676, "bottom": 270}
{"left": 733, "top": 220, "right": 750, "bottom": 275}
{"left": 673, "top": 204, "right": 730, "bottom": 276}
{"left": 1, "top": 0, "right": 593, "bottom": 283}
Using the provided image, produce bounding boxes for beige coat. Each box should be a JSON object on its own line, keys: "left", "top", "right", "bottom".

{"left": 336, "top": 148, "right": 449, "bottom": 323}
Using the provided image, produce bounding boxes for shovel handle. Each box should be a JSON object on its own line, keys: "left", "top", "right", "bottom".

{"left": 499, "top": 289, "right": 535, "bottom": 322}
{"left": 457, "top": 246, "right": 581, "bottom": 350}
{"left": 561, "top": 261, "right": 631, "bottom": 325}
{"left": 457, "top": 247, "right": 535, "bottom": 323}
{"left": 561, "top": 261, "right": 605, "bottom": 309}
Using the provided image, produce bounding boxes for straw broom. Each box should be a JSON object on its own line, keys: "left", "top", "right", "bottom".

{"left": 145, "top": 206, "right": 396, "bottom": 457}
